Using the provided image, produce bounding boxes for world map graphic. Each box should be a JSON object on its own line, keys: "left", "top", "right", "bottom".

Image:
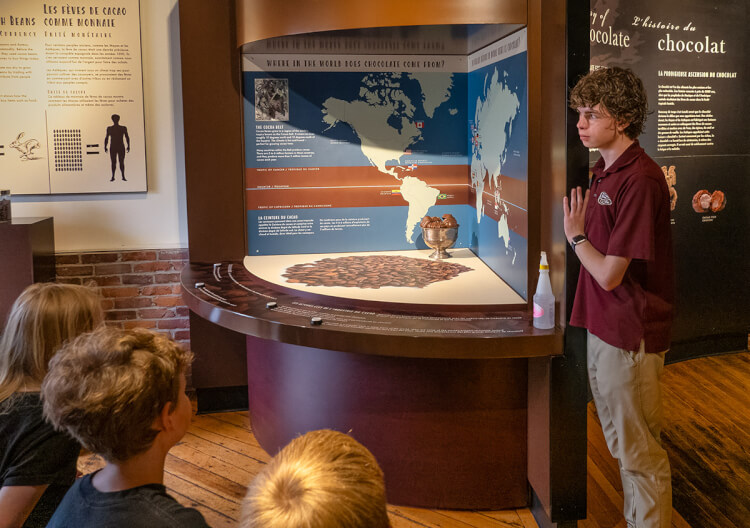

{"left": 469, "top": 66, "right": 521, "bottom": 263}
{"left": 321, "top": 72, "right": 460, "bottom": 243}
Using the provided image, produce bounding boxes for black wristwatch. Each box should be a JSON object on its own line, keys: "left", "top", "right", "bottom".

{"left": 570, "top": 234, "right": 588, "bottom": 251}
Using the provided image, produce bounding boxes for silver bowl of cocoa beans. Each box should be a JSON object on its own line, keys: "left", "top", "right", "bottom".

{"left": 420, "top": 214, "right": 459, "bottom": 259}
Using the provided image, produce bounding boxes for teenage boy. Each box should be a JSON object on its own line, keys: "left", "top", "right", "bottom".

{"left": 563, "top": 67, "right": 674, "bottom": 528}
{"left": 41, "top": 327, "right": 209, "bottom": 527}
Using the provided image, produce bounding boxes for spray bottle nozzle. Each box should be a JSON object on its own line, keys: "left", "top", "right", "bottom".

{"left": 539, "top": 251, "right": 549, "bottom": 270}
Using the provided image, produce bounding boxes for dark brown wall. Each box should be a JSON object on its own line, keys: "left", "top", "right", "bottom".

{"left": 526, "top": 0, "right": 589, "bottom": 525}
{"left": 0, "top": 218, "right": 54, "bottom": 330}
{"left": 179, "top": 0, "right": 248, "bottom": 400}
{"left": 180, "top": 0, "right": 246, "bottom": 263}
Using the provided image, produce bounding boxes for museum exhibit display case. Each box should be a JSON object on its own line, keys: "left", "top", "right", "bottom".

{"left": 179, "top": 0, "right": 590, "bottom": 525}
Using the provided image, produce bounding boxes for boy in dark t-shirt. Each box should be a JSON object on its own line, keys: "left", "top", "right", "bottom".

{"left": 41, "top": 327, "right": 209, "bottom": 528}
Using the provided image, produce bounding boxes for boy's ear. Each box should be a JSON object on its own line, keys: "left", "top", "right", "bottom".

{"left": 153, "top": 401, "right": 176, "bottom": 432}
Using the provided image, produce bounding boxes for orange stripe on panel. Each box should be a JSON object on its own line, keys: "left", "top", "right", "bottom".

{"left": 468, "top": 175, "right": 528, "bottom": 239}
{"left": 246, "top": 165, "right": 469, "bottom": 188}
{"left": 246, "top": 187, "right": 468, "bottom": 210}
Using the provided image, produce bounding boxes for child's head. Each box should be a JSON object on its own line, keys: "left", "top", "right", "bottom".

{"left": 241, "top": 429, "right": 389, "bottom": 528}
{"left": 41, "top": 327, "right": 193, "bottom": 462}
{"left": 0, "top": 282, "right": 103, "bottom": 403}
{"left": 569, "top": 66, "right": 649, "bottom": 139}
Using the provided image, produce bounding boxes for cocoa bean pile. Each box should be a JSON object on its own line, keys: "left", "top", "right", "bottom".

{"left": 282, "top": 255, "right": 473, "bottom": 289}
{"left": 420, "top": 213, "right": 458, "bottom": 228}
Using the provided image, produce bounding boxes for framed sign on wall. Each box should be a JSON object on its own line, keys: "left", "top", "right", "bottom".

{"left": 587, "top": 0, "right": 749, "bottom": 354}
{"left": 0, "top": 0, "right": 146, "bottom": 194}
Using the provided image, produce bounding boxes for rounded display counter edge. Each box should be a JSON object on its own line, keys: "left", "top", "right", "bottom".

{"left": 181, "top": 261, "right": 562, "bottom": 360}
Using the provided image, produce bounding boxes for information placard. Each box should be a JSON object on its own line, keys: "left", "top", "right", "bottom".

{"left": 588, "top": 0, "right": 749, "bottom": 344}
{"left": 0, "top": 0, "right": 146, "bottom": 194}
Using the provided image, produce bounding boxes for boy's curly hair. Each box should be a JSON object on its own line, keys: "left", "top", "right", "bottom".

{"left": 569, "top": 67, "right": 649, "bottom": 139}
{"left": 42, "top": 327, "right": 192, "bottom": 462}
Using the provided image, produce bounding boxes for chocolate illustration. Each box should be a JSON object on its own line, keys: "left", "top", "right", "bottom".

{"left": 692, "top": 189, "right": 726, "bottom": 214}
{"left": 710, "top": 190, "right": 726, "bottom": 212}
{"left": 661, "top": 165, "right": 677, "bottom": 211}
{"left": 692, "top": 189, "right": 711, "bottom": 213}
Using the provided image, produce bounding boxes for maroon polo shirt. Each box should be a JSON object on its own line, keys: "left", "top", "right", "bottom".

{"left": 570, "top": 141, "right": 674, "bottom": 353}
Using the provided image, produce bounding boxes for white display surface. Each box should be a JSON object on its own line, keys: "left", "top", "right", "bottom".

{"left": 244, "top": 248, "right": 524, "bottom": 305}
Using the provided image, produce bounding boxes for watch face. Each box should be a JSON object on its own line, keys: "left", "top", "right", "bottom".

{"left": 572, "top": 235, "right": 587, "bottom": 245}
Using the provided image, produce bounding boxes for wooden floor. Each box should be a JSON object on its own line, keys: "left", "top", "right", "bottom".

{"left": 78, "top": 351, "right": 749, "bottom": 528}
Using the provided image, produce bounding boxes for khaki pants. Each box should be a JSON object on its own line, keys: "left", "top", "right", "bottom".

{"left": 587, "top": 332, "right": 672, "bottom": 528}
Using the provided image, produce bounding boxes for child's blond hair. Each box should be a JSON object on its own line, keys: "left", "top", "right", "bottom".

{"left": 0, "top": 282, "right": 102, "bottom": 405}
{"left": 241, "top": 429, "right": 389, "bottom": 528}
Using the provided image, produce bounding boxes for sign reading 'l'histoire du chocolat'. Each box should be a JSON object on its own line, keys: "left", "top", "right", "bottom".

{"left": 587, "top": 0, "right": 749, "bottom": 348}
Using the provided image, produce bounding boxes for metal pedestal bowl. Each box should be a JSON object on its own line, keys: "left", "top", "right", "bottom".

{"left": 421, "top": 225, "right": 459, "bottom": 259}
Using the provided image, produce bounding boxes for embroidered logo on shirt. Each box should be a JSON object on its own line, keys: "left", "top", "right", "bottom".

{"left": 597, "top": 191, "right": 613, "bottom": 206}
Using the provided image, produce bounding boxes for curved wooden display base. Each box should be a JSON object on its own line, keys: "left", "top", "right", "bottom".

{"left": 247, "top": 337, "right": 528, "bottom": 509}
{"left": 181, "top": 261, "right": 560, "bottom": 359}
{"left": 182, "top": 261, "right": 563, "bottom": 508}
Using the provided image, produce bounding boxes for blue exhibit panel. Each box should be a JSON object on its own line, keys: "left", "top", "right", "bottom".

{"left": 243, "top": 71, "right": 469, "bottom": 170}
{"left": 467, "top": 51, "right": 528, "bottom": 183}
{"left": 476, "top": 215, "right": 527, "bottom": 299}
{"left": 248, "top": 205, "right": 475, "bottom": 256}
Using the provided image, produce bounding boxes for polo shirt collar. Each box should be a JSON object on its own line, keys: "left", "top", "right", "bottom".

{"left": 592, "top": 140, "right": 643, "bottom": 179}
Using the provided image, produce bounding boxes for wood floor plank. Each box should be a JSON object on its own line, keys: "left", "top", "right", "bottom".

{"left": 515, "top": 509, "right": 541, "bottom": 528}
{"left": 168, "top": 439, "right": 259, "bottom": 487}
{"left": 480, "top": 509, "right": 526, "bottom": 526}
{"left": 163, "top": 470, "right": 242, "bottom": 519}
{"left": 188, "top": 417, "right": 270, "bottom": 463}
{"left": 388, "top": 505, "right": 477, "bottom": 527}
{"left": 660, "top": 352, "right": 750, "bottom": 528}
{"left": 204, "top": 409, "right": 253, "bottom": 430}
{"left": 671, "top": 510, "right": 692, "bottom": 528}
{"left": 191, "top": 413, "right": 265, "bottom": 446}
{"left": 164, "top": 453, "right": 247, "bottom": 502}
{"left": 587, "top": 455, "right": 624, "bottom": 517}
{"left": 437, "top": 508, "right": 525, "bottom": 527}
{"left": 388, "top": 507, "right": 436, "bottom": 528}
{"left": 179, "top": 430, "right": 267, "bottom": 474}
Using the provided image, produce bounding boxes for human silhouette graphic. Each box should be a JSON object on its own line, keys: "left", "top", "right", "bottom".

{"left": 104, "top": 114, "right": 130, "bottom": 181}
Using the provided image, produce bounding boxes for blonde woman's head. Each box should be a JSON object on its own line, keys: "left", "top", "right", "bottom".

{"left": 0, "top": 282, "right": 103, "bottom": 403}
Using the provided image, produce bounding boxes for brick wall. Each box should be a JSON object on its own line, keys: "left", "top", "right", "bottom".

{"left": 54, "top": 249, "right": 191, "bottom": 349}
